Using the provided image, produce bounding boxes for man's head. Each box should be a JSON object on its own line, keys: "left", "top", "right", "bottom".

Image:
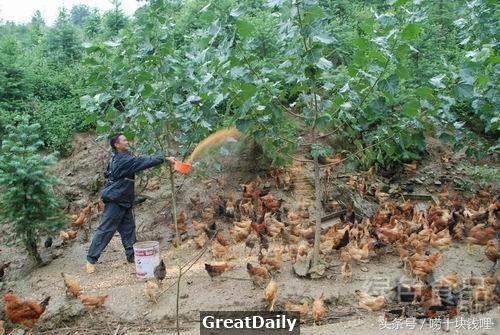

{"left": 109, "top": 133, "right": 129, "bottom": 152}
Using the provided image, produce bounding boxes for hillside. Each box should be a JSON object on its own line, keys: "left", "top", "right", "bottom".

{"left": 0, "top": 133, "right": 498, "bottom": 334}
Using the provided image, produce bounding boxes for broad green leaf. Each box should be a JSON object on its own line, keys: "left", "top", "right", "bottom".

{"left": 104, "top": 41, "right": 121, "bottom": 47}
{"left": 388, "top": 0, "right": 410, "bottom": 7}
{"left": 378, "top": 74, "right": 399, "bottom": 94}
{"left": 95, "top": 93, "right": 112, "bottom": 104}
{"left": 396, "top": 65, "right": 410, "bottom": 80}
{"left": 266, "top": 0, "right": 285, "bottom": 7}
{"left": 235, "top": 19, "right": 255, "bottom": 39}
{"left": 454, "top": 83, "right": 474, "bottom": 98}
{"left": 144, "top": 111, "right": 155, "bottom": 124}
{"left": 142, "top": 84, "right": 154, "bottom": 98}
{"left": 376, "top": 14, "right": 397, "bottom": 27}
{"left": 429, "top": 74, "right": 446, "bottom": 89}
{"left": 313, "top": 33, "right": 336, "bottom": 45}
{"left": 82, "top": 58, "right": 98, "bottom": 65}
{"left": 315, "top": 115, "right": 332, "bottom": 129}
{"left": 239, "top": 83, "right": 257, "bottom": 101}
{"left": 358, "top": 17, "right": 375, "bottom": 35}
{"left": 316, "top": 57, "right": 333, "bottom": 70}
{"left": 416, "top": 87, "right": 434, "bottom": 100}
{"left": 402, "top": 100, "right": 420, "bottom": 117}
{"left": 236, "top": 119, "right": 251, "bottom": 133}
{"left": 402, "top": 23, "right": 420, "bottom": 40}
{"left": 84, "top": 114, "right": 97, "bottom": 125}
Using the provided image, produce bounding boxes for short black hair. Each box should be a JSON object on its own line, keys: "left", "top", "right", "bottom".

{"left": 109, "top": 133, "right": 123, "bottom": 150}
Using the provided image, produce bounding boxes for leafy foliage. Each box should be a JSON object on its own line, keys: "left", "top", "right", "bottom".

{"left": 0, "top": 0, "right": 497, "bottom": 166}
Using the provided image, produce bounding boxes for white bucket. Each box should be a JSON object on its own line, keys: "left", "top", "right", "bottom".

{"left": 133, "top": 241, "right": 160, "bottom": 279}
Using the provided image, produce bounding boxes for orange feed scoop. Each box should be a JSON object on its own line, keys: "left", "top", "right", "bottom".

{"left": 174, "top": 160, "right": 191, "bottom": 174}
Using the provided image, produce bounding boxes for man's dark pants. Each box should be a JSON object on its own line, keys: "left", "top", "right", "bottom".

{"left": 87, "top": 202, "right": 136, "bottom": 264}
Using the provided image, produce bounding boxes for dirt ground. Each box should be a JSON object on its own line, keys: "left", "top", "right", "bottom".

{"left": 0, "top": 133, "right": 499, "bottom": 335}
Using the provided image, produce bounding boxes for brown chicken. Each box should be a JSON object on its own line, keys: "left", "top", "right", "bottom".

{"left": 246, "top": 262, "right": 270, "bottom": 287}
{"left": 354, "top": 290, "right": 386, "bottom": 311}
{"left": 215, "top": 231, "right": 231, "bottom": 247}
{"left": 263, "top": 280, "right": 278, "bottom": 311}
{"left": 409, "top": 252, "right": 441, "bottom": 281}
{"left": 466, "top": 224, "right": 495, "bottom": 253}
{"left": 176, "top": 210, "right": 188, "bottom": 234}
{"left": 225, "top": 192, "right": 235, "bottom": 217}
{"left": 484, "top": 239, "right": 499, "bottom": 267}
{"left": 230, "top": 225, "right": 251, "bottom": 242}
{"left": 251, "top": 213, "right": 267, "bottom": 236}
{"left": 72, "top": 204, "right": 92, "bottom": 228}
{"left": 204, "top": 262, "right": 235, "bottom": 278}
{"left": 258, "top": 249, "right": 283, "bottom": 273}
{"left": 61, "top": 272, "right": 81, "bottom": 298}
{"left": 264, "top": 197, "right": 284, "bottom": 213}
{"left": 435, "top": 272, "right": 460, "bottom": 291}
{"left": 377, "top": 217, "right": 403, "bottom": 243}
{"left": 59, "top": 229, "right": 77, "bottom": 241}
{"left": 430, "top": 229, "right": 452, "bottom": 250}
{"left": 211, "top": 240, "right": 231, "bottom": 260}
{"left": 144, "top": 280, "right": 160, "bottom": 304}
{"left": 285, "top": 301, "right": 309, "bottom": 321}
{"left": 3, "top": 292, "right": 50, "bottom": 329}
{"left": 420, "top": 284, "right": 443, "bottom": 318}
{"left": 312, "top": 293, "right": 326, "bottom": 324}
{"left": 339, "top": 248, "right": 352, "bottom": 282}
{"left": 346, "top": 240, "right": 370, "bottom": 263}
{"left": 201, "top": 207, "right": 215, "bottom": 221}
{"left": 79, "top": 294, "right": 108, "bottom": 309}
{"left": 193, "top": 234, "right": 206, "bottom": 249}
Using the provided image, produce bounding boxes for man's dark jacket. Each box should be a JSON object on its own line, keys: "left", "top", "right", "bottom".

{"left": 101, "top": 151, "right": 164, "bottom": 208}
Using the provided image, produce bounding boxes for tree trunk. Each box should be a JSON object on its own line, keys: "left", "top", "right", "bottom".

{"left": 169, "top": 165, "right": 179, "bottom": 245}
{"left": 311, "top": 155, "right": 322, "bottom": 267}
{"left": 25, "top": 231, "right": 42, "bottom": 265}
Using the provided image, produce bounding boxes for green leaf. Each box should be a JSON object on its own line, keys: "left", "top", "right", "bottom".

{"left": 104, "top": 40, "right": 121, "bottom": 47}
{"left": 236, "top": 119, "right": 251, "bottom": 133}
{"left": 454, "top": 83, "right": 474, "bottom": 98}
{"left": 266, "top": 0, "right": 285, "bottom": 7}
{"left": 235, "top": 19, "right": 255, "bottom": 39}
{"left": 82, "top": 57, "right": 98, "bottom": 65}
{"left": 313, "top": 33, "right": 336, "bottom": 45}
{"left": 429, "top": 74, "right": 446, "bottom": 89}
{"left": 315, "top": 115, "right": 332, "bottom": 129}
{"left": 388, "top": 0, "right": 410, "bottom": 7}
{"left": 142, "top": 84, "right": 154, "bottom": 98}
{"left": 84, "top": 113, "right": 97, "bottom": 125}
{"left": 402, "top": 23, "right": 420, "bottom": 40}
{"left": 316, "top": 57, "right": 333, "bottom": 70}
{"left": 396, "top": 65, "right": 410, "bottom": 80}
{"left": 378, "top": 74, "right": 399, "bottom": 94}
{"left": 402, "top": 100, "right": 420, "bottom": 117}
{"left": 416, "top": 87, "right": 435, "bottom": 100}
{"left": 239, "top": 83, "right": 257, "bottom": 101}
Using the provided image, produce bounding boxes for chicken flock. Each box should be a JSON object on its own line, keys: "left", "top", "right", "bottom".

{"left": 175, "top": 165, "right": 499, "bottom": 324}
{"left": 1, "top": 162, "right": 499, "bottom": 332}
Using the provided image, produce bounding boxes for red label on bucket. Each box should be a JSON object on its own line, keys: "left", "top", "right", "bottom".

{"left": 135, "top": 250, "right": 156, "bottom": 256}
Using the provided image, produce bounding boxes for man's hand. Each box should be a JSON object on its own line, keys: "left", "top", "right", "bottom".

{"left": 165, "top": 156, "right": 177, "bottom": 164}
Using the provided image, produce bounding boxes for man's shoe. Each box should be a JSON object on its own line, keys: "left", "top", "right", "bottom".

{"left": 86, "top": 262, "right": 96, "bottom": 274}
{"left": 127, "top": 255, "right": 135, "bottom": 264}
{"left": 133, "top": 196, "right": 148, "bottom": 206}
